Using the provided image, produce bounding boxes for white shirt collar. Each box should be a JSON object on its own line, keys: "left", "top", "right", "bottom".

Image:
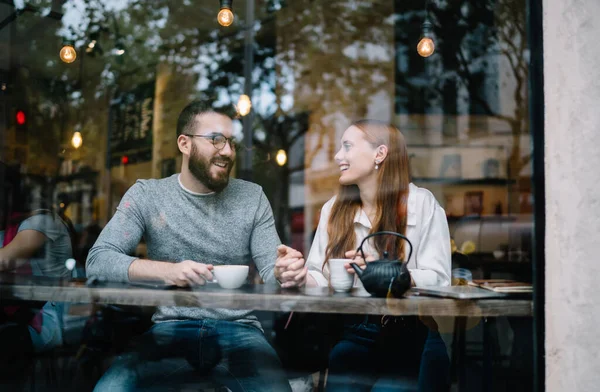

{"left": 353, "top": 209, "right": 372, "bottom": 229}
{"left": 352, "top": 183, "right": 417, "bottom": 228}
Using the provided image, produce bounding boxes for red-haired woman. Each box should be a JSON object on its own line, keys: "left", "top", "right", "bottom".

{"left": 305, "top": 120, "right": 451, "bottom": 391}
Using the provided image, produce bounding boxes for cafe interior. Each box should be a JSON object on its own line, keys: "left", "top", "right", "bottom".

{"left": 0, "top": 0, "right": 538, "bottom": 391}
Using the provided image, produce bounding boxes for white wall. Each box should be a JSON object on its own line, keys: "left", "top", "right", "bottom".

{"left": 544, "top": 0, "right": 600, "bottom": 390}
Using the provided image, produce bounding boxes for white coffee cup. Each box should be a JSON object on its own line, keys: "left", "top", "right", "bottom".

{"left": 328, "top": 258, "right": 354, "bottom": 292}
{"left": 212, "top": 265, "right": 249, "bottom": 289}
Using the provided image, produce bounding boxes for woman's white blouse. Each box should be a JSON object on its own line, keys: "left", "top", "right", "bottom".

{"left": 306, "top": 183, "right": 451, "bottom": 288}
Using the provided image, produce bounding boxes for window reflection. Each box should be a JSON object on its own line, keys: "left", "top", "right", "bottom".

{"left": 0, "top": 0, "right": 534, "bottom": 390}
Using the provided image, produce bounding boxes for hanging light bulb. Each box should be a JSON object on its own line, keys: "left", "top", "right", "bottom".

{"left": 71, "top": 131, "right": 83, "bottom": 149}
{"left": 417, "top": 36, "right": 435, "bottom": 57}
{"left": 114, "top": 38, "right": 126, "bottom": 56}
{"left": 236, "top": 94, "right": 252, "bottom": 116}
{"left": 417, "top": 20, "right": 435, "bottom": 57}
{"left": 218, "top": 9, "right": 234, "bottom": 26}
{"left": 60, "top": 42, "right": 77, "bottom": 63}
{"left": 276, "top": 149, "right": 287, "bottom": 166}
{"left": 217, "top": 0, "right": 234, "bottom": 27}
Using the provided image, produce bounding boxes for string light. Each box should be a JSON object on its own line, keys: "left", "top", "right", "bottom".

{"left": 86, "top": 31, "right": 100, "bottom": 54}
{"left": 60, "top": 42, "right": 77, "bottom": 63}
{"left": 417, "top": 34, "right": 435, "bottom": 57}
{"left": 236, "top": 94, "right": 252, "bottom": 116}
{"left": 71, "top": 131, "right": 82, "bottom": 149}
{"left": 417, "top": 1, "right": 435, "bottom": 58}
{"left": 276, "top": 149, "right": 287, "bottom": 166}
{"left": 114, "top": 38, "right": 126, "bottom": 56}
{"left": 218, "top": 0, "right": 234, "bottom": 27}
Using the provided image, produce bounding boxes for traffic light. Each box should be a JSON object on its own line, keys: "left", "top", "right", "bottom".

{"left": 16, "top": 110, "right": 26, "bottom": 126}
{"left": 15, "top": 109, "right": 28, "bottom": 143}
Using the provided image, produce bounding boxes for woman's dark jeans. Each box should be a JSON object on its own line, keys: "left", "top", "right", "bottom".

{"left": 327, "top": 316, "right": 450, "bottom": 392}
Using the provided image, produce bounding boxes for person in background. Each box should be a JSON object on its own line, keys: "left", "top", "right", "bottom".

{"left": 77, "top": 218, "right": 102, "bottom": 274}
{"left": 304, "top": 120, "right": 452, "bottom": 391}
{"left": 87, "top": 100, "right": 306, "bottom": 392}
{"left": 0, "top": 180, "right": 74, "bottom": 385}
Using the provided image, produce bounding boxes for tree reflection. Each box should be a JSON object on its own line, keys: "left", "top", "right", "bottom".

{"left": 395, "top": 0, "right": 529, "bottom": 212}
{"left": 3, "top": 0, "right": 531, "bottom": 235}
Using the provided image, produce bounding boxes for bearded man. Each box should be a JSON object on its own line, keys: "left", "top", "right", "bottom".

{"left": 87, "top": 101, "right": 306, "bottom": 392}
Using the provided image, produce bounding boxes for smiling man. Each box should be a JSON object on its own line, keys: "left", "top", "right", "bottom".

{"left": 86, "top": 101, "right": 306, "bottom": 392}
{"left": 182, "top": 111, "right": 235, "bottom": 193}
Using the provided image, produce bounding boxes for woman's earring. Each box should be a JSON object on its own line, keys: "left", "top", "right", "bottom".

{"left": 375, "top": 161, "right": 380, "bottom": 170}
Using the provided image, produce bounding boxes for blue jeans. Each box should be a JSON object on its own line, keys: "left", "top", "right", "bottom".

{"left": 326, "top": 320, "right": 449, "bottom": 392}
{"left": 29, "top": 302, "right": 65, "bottom": 352}
{"left": 93, "top": 319, "right": 292, "bottom": 392}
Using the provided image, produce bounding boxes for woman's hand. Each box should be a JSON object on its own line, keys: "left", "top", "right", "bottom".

{"left": 343, "top": 250, "right": 376, "bottom": 274}
{"left": 275, "top": 245, "right": 307, "bottom": 288}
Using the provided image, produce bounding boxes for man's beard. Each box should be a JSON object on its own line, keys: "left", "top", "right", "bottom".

{"left": 188, "top": 143, "right": 233, "bottom": 193}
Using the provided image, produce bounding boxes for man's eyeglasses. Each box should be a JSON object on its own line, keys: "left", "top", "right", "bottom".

{"left": 184, "top": 134, "right": 237, "bottom": 151}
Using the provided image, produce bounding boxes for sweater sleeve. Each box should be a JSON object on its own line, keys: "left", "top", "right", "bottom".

{"left": 250, "top": 190, "right": 281, "bottom": 285}
{"left": 86, "top": 182, "right": 147, "bottom": 282}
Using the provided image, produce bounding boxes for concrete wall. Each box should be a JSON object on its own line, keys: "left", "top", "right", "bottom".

{"left": 544, "top": 0, "right": 600, "bottom": 390}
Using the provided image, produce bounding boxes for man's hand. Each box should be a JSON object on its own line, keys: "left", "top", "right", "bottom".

{"left": 166, "top": 260, "right": 214, "bottom": 287}
{"left": 275, "top": 245, "right": 307, "bottom": 288}
{"left": 343, "top": 250, "right": 376, "bottom": 274}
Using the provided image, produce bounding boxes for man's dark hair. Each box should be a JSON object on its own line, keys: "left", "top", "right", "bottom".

{"left": 176, "top": 100, "right": 235, "bottom": 137}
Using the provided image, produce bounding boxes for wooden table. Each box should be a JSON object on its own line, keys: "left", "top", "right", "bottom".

{"left": 0, "top": 275, "right": 532, "bottom": 317}
{"left": 0, "top": 274, "right": 532, "bottom": 392}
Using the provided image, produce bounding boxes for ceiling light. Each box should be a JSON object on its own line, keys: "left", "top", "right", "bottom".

{"left": 60, "top": 41, "right": 77, "bottom": 63}
{"left": 218, "top": 0, "right": 234, "bottom": 27}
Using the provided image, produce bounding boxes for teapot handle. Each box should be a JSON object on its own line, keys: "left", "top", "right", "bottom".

{"left": 356, "top": 231, "right": 413, "bottom": 264}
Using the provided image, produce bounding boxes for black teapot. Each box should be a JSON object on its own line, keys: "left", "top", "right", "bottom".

{"left": 350, "top": 231, "right": 413, "bottom": 298}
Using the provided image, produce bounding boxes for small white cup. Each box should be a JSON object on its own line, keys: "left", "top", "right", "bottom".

{"left": 329, "top": 258, "right": 354, "bottom": 293}
{"left": 212, "top": 265, "right": 249, "bottom": 289}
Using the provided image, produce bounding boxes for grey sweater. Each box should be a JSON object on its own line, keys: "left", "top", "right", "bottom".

{"left": 86, "top": 174, "right": 280, "bottom": 327}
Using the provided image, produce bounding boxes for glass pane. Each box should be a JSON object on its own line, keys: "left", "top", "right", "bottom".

{"left": 0, "top": 0, "right": 535, "bottom": 390}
